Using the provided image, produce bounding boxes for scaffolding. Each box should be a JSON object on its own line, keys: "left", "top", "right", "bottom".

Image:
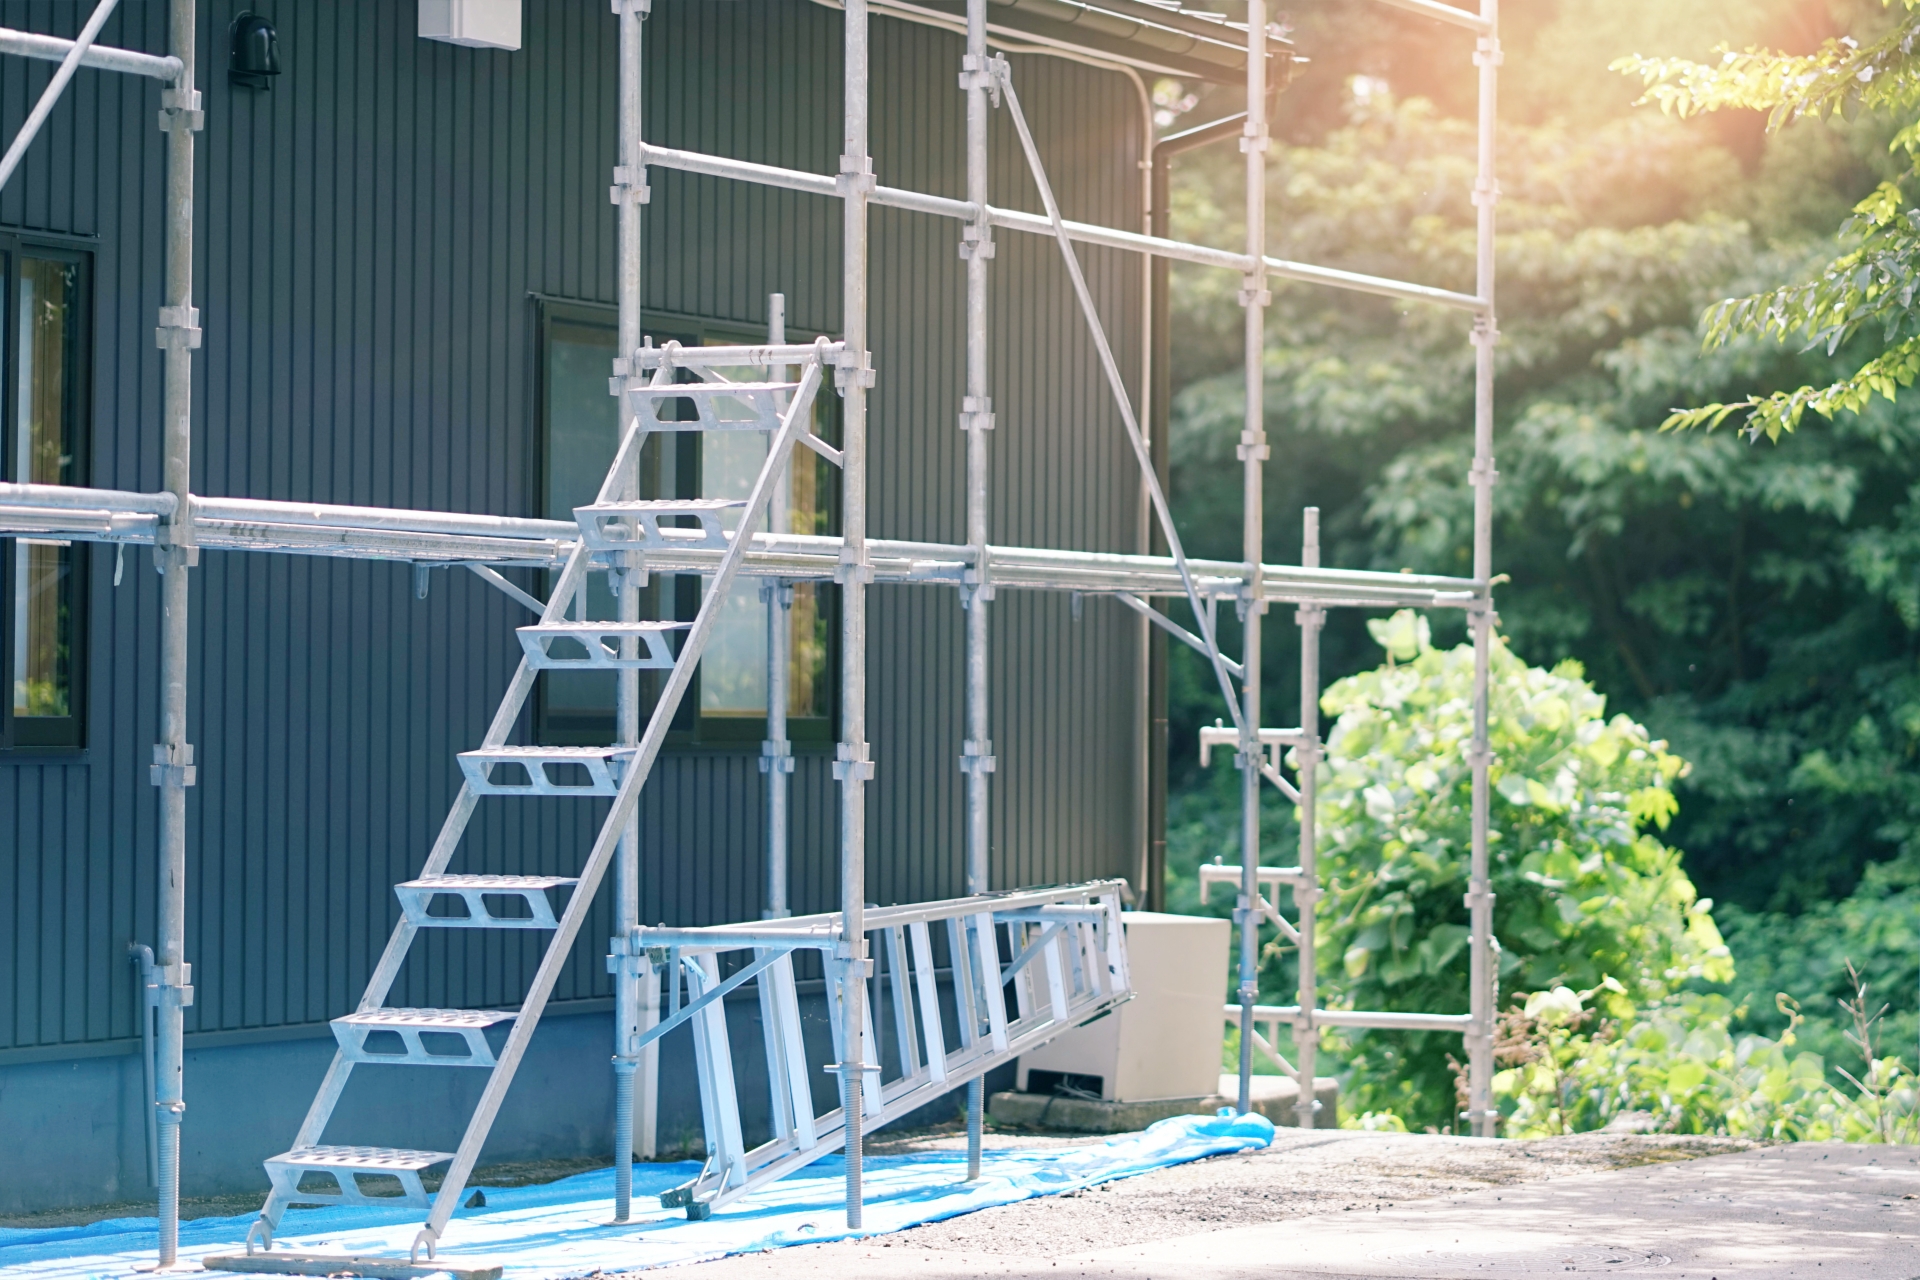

{"left": 0, "top": 0, "right": 1501, "bottom": 1268}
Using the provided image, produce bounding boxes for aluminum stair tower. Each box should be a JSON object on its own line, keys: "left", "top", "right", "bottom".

{"left": 245, "top": 340, "right": 839, "bottom": 1263}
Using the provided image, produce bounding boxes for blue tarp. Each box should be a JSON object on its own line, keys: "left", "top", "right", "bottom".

{"left": 0, "top": 1112, "right": 1274, "bottom": 1280}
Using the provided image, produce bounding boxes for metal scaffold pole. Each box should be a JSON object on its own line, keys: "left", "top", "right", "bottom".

{"left": 765, "top": 292, "right": 793, "bottom": 925}
{"left": 1232, "top": 0, "right": 1270, "bottom": 1120}
{"left": 835, "top": 0, "right": 877, "bottom": 1229}
{"left": 610, "top": 0, "right": 648, "bottom": 1221}
{"left": 152, "top": 0, "right": 203, "bottom": 1263}
{"left": 1294, "top": 509, "right": 1323, "bottom": 1128}
{"left": 958, "top": 0, "right": 995, "bottom": 1183}
{"left": 1465, "top": 0, "right": 1501, "bottom": 1139}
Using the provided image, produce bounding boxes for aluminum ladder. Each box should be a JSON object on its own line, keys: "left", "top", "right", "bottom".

{"left": 641, "top": 881, "right": 1132, "bottom": 1217}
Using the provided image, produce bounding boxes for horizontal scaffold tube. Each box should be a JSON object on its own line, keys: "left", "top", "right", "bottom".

{"left": 637, "top": 142, "right": 1488, "bottom": 314}
{"left": 629, "top": 880, "right": 1130, "bottom": 954}
{"left": 0, "top": 25, "right": 180, "bottom": 80}
{"left": 1234, "top": 1002, "right": 1475, "bottom": 1033}
{"left": 0, "top": 485, "right": 1486, "bottom": 607}
{"left": 1366, "top": 0, "right": 1489, "bottom": 34}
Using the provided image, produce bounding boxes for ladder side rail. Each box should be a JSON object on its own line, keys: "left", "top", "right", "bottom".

{"left": 692, "top": 954, "right": 749, "bottom": 1189}
{"left": 411, "top": 360, "right": 827, "bottom": 1256}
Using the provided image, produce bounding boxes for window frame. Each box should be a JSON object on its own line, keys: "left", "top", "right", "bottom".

{"left": 0, "top": 234, "right": 91, "bottom": 753}
{"left": 531, "top": 297, "right": 839, "bottom": 752}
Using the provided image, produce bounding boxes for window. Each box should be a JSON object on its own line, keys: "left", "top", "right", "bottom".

{"left": 534, "top": 299, "right": 836, "bottom": 748}
{"left": 2, "top": 243, "right": 88, "bottom": 750}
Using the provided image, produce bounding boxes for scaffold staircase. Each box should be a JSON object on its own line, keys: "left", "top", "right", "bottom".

{"left": 243, "top": 340, "right": 840, "bottom": 1263}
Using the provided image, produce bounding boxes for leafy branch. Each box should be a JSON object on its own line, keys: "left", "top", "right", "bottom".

{"left": 1612, "top": 4, "right": 1920, "bottom": 439}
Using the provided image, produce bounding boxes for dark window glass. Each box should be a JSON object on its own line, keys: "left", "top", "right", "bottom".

{"left": 534, "top": 300, "right": 836, "bottom": 748}
{"left": 3, "top": 246, "right": 88, "bottom": 750}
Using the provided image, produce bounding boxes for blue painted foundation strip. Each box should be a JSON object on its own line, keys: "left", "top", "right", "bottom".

{"left": 1, "top": 1113, "right": 1274, "bottom": 1280}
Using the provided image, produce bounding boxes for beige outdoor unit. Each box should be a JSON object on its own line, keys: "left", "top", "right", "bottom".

{"left": 1017, "top": 911, "right": 1229, "bottom": 1101}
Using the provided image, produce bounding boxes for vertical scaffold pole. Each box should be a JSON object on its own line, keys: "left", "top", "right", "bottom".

{"left": 1295, "top": 509, "right": 1323, "bottom": 1129}
{"left": 766, "top": 292, "right": 793, "bottom": 922}
{"left": 152, "top": 0, "right": 202, "bottom": 1263}
{"left": 835, "top": 0, "right": 876, "bottom": 1230}
{"left": 1232, "top": 0, "right": 1270, "bottom": 1119}
{"left": 1465, "top": 0, "right": 1501, "bottom": 1139}
{"left": 958, "top": 0, "right": 995, "bottom": 1183}
{"left": 611, "top": 0, "right": 649, "bottom": 1216}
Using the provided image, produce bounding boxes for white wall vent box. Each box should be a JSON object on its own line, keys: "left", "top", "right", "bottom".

{"left": 1017, "top": 911, "right": 1229, "bottom": 1102}
{"left": 420, "top": 0, "right": 522, "bottom": 51}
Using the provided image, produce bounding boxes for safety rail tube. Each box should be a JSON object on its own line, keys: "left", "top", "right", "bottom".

{"left": 1228, "top": 1003, "right": 1474, "bottom": 1033}
{"left": 0, "top": 481, "right": 175, "bottom": 514}
{"left": 636, "top": 141, "right": 1487, "bottom": 313}
{"left": 0, "top": 489, "right": 1489, "bottom": 603}
{"left": 1366, "top": 0, "right": 1490, "bottom": 33}
{"left": 0, "top": 25, "right": 181, "bottom": 80}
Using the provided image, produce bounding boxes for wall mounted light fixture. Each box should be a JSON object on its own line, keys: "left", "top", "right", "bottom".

{"left": 229, "top": 12, "right": 280, "bottom": 90}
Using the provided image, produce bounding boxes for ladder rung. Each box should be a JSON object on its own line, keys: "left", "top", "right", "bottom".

{"left": 517, "top": 621, "right": 686, "bottom": 670}
{"left": 395, "top": 875, "right": 578, "bottom": 930}
{"left": 458, "top": 745, "right": 632, "bottom": 796}
{"left": 574, "top": 499, "right": 745, "bottom": 553}
{"left": 263, "top": 1146, "right": 452, "bottom": 1210}
{"left": 331, "top": 1008, "right": 517, "bottom": 1068}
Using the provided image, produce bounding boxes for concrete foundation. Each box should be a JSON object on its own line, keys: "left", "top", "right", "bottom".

{"left": 989, "top": 1073, "right": 1338, "bottom": 1133}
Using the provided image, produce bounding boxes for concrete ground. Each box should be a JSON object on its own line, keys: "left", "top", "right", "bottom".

{"left": 677, "top": 1128, "right": 1920, "bottom": 1279}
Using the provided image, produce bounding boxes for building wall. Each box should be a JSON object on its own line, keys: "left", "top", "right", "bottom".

{"left": 0, "top": 0, "right": 1144, "bottom": 1210}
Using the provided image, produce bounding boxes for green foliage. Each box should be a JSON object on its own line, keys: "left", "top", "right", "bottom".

{"left": 1165, "top": 80, "right": 1920, "bottom": 917}
{"left": 1491, "top": 982, "right": 1920, "bottom": 1142}
{"left": 1715, "top": 862, "right": 1920, "bottom": 1075}
{"left": 1613, "top": 3, "right": 1920, "bottom": 439}
{"left": 1158, "top": 0, "right": 1920, "bottom": 1136}
{"left": 1299, "top": 613, "right": 1727, "bottom": 1130}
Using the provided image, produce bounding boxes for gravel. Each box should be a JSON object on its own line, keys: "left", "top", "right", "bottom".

{"left": 853, "top": 1125, "right": 1753, "bottom": 1258}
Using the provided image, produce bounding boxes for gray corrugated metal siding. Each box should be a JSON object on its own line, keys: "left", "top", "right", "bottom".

{"left": 0, "top": 0, "right": 1143, "bottom": 1057}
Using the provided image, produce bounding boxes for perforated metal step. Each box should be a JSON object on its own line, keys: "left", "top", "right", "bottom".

{"left": 262, "top": 1145, "right": 453, "bottom": 1209}
{"left": 394, "top": 875, "right": 578, "bottom": 930}
{"left": 331, "top": 1007, "right": 517, "bottom": 1067}
{"left": 516, "top": 620, "right": 686, "bottom": 670}
{"left": 457, "top": 745, "right": 632, "bottom": 796}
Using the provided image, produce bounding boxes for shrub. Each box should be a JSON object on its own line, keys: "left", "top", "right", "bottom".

{"left": 1304, "top": 611, "right": 1731, "bottom": 1129}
